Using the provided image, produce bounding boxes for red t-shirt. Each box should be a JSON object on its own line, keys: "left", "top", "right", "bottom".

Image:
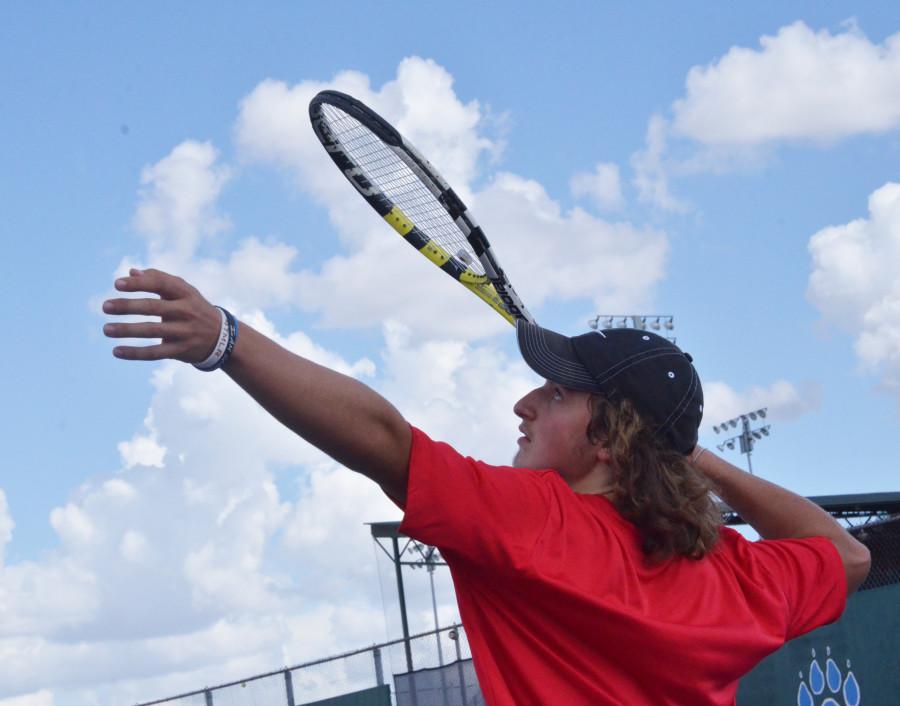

{"left": 398, "top": 427, "right": 846, "bottom": 706}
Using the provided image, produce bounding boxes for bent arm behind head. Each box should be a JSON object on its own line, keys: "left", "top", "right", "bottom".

{"left": 693, "top": 449, "right": 871, "bottom": 594}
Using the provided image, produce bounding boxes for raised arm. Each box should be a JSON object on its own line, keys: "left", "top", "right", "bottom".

{"left": 694, "top": 449, "right": 871, "bottom": 594}
{"left": 103, "top": 268, "right": 411, "bottom": 503}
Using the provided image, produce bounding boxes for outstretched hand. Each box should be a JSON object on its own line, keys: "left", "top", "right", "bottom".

{"left": 103, "top": 268, "right": 221, "bottom": 363}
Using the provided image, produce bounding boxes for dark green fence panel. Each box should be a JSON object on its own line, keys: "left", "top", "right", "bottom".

{"left": 299, "top": 684, "right": 392, "bottom": 706}
{"left": 737, "top": 583, "right": 899, "bottom": 705}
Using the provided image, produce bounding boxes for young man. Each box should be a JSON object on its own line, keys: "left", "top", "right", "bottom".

{"left": 104, "top": 268, "right": 870, "bottom": 706}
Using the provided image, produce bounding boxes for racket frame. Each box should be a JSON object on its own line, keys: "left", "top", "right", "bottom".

{"left": 309, "top": 90, "right": 534, "bottom": 325}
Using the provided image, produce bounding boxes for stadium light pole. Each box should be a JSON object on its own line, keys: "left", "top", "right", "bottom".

{"left": 588, "top": 315, "right": 676, "bottom": 342}
{"left": 712, "top": 409, "right": 771, "bottom": 475}
{"left": 410, "top": 542, "right": 451, "bottom": 706}
{"left": 368, "top": 523, "right": 448, "bottom": 674}
{"left": 411, "top": 542, "right": 446, "bottom": 667}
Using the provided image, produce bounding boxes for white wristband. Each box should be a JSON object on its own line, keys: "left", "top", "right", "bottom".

{"left": 193, "top": 308, "right": 229, "bottom": 371}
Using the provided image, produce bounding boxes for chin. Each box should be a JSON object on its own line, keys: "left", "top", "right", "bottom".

{"left": 511, "top": 449, "right": 530, "bottom": 469}
{"left": 512, "top": 452, "right": 542, "bottom": 470}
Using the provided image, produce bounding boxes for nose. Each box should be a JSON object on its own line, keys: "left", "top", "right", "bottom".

{"left": 514, "top": 387, "right": 539, "bottom": 419}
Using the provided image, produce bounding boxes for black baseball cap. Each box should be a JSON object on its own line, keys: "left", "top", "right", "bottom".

{"left": 516, "top": 320, "right": 703, "bottom": 454}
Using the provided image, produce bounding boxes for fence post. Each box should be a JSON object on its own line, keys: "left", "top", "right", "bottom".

{"left": 451, "top": 628, "right": 467, "bottom": 706}
{"left": 373, "top": 646, "right": 384, "bottom": 686}
{"left": 391, "top": 536, "right": 414, "bottom": 673}
{"left": 284, "top": 669, "right": 295, "bottom": 706}
{"left": 204, "top": 690, "right": 213, "bottom": 706}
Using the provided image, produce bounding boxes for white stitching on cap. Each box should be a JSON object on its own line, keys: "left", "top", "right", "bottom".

{"left": 523, "top": 326, "right": 595, "bottom": 386}
{"left": 590, "top": 348, "right": 681, "bottom": 385}
{"left": 658, "top": 366, "right": 698, "bottom": 433}
{"left": 525, "top": 327, "right": 590, "bottom": 375}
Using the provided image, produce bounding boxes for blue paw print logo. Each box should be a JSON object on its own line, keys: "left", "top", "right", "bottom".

{"left": 797, "top": 646, "right": 860, "bottom": 706}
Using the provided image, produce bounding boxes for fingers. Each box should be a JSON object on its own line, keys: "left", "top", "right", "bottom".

{"left": 103, "top": 296, "right": 166, "bottom": 317}
{"left": 103, "top": 321, "right": 172, "bottom": 339}
{"left": 112, "top": 341, "right": 184, "bottom": 361}
{"left": 104, "top": 269, "right": 222, "bottom": 364}
{"left": 114, "top": 268, "right": 194, "bottom": 300}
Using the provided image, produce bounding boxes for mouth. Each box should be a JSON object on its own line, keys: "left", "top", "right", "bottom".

{"left": 518, "top": 425, "right": 531, "bottom": 444}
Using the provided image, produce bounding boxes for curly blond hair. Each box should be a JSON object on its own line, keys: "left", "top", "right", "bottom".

{"left": 588, "top": 394, "right": 721, "bottom": 561}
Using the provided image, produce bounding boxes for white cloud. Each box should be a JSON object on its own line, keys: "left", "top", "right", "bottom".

{"left": 808, "top": 182, "right": 900, "bottom": 400}
{"left": 49, "top": 504, "right": 97, "bottom": 548}
{"left": 0, "top": 557, "right": 99, "bottom": 638}
{"left": 476, "top": 173, "right": 668, "bottom": 313}
{"left": 235, "top": 57, "right": 669, "bottom": 335}
{"left": 627, "top": 22, "right": 900, "bottom": 195}
{"left": 702, "top": 379, "right": 823, "bottom": 431}
{"left": 235, "top": 58, "right": 492, "bottom": 221}
{"left": 285, "top": 169, "right": 668, "bottom": 338}
{"left": 120, "top": 531, "right": 149, "bottom": 564}
{"left": 378, "top": 319, "right": 537, "bottom": 462}
{"left": 629, "top": 115, "right": 688, "bottom": 212}
{"left": 118, "top": 410, "right": 166, "bottom": 469}
{"left": 102, "top": 479, "right": 137, "bottom": 502}
{"left": 0, "top": 690, "right": 54, "bottom": 706}
{"left": 672, "top": 22, "right": 900, "bottom": 146}
{"left": 570, "top": 162, "right": 624, "bottom": 211}
{"left": 133, "top": 141, "right": 232, "bottom": 261}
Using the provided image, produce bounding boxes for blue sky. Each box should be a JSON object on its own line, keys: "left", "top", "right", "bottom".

{"left": 3, "top": 3, "right": 900, "bottom": 704}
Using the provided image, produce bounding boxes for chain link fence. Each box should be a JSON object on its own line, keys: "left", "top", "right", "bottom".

{"left": 135, "top": 623, "right": 473, "bottom": 706}
{"left": 851, "top": 515, "right": 900, "bottom": 591}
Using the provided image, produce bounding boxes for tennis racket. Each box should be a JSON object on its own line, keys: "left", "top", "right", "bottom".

{"left": 309, "top": 90, "right": 534, "bottom": 326}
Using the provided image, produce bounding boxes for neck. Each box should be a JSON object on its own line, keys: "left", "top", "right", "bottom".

{"left": 567, "top": 464, "right": 616, "bottom": 496}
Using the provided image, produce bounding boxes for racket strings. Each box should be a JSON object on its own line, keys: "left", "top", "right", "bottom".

{"left": 321, "top": 104, "right": 485, "bottom": 276}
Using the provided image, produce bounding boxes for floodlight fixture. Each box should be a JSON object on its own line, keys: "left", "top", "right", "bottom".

{"left": 588, "top": 315, "right": 675, "bottom": 341}
{"left": 711, "top": 409, "right": 773, "bottom": 474}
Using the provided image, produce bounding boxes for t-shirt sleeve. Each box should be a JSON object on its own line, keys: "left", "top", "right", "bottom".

{"left": 747, "top": 535, "right": 847, "bottom": 640}
{"left": 399, "top": 426, "right": 556, "bottom": 569}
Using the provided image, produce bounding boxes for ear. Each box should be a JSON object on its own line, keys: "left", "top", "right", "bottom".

{"left": 591, "top": 437, "right": 613, "bottom": 465}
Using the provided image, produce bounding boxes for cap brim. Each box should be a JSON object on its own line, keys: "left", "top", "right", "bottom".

{"left": 516, "top": 320, "right": 598, "bottom": 392}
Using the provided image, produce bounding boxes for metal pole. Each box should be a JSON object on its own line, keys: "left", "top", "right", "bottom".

{"left": 392, "top": 536, "right": 414, "bottom": 673}
{"left": 428, "top": 564, "right": 444, "bottom": 666}
{"left": 373, "top": 646, "right": 384, "bottom": 686}
{"left": 204, "top": 690, "right": 213, "bottom": 706}
{"left": 283, "top": 669, "right": 295, "bottom": 706}
{"left": 741, "top": 417, "right": 754, "bottom": 475}
{"left": 452, "top": 633, "right": 468, "bottom": 706}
